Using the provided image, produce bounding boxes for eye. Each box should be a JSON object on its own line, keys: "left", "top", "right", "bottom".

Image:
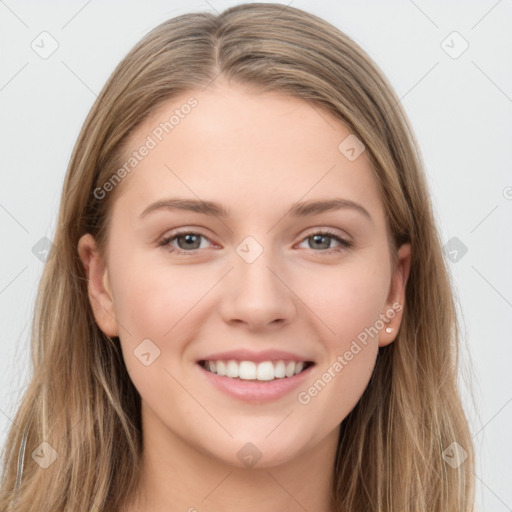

{"left": 297, "top": 229, "right": 352, "bottom": 253}
{"left": 159, "top": 230, "right": 213, "bottom": 254}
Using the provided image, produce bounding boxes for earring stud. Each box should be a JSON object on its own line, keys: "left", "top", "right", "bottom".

{"left": 385, "top": 327, "right": 393, "bottom": 333}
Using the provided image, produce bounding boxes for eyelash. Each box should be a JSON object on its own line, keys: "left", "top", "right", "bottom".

{"left": 158, "top": 228, "right": 353, "bottom": 255}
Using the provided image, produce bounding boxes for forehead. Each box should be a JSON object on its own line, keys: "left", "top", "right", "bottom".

{"left": 110, "top": 81, "right": 385, "bottom": 227}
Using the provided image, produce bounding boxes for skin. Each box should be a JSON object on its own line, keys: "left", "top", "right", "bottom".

{"left": 78, "top": 79, "right": 411, "bottom": 512}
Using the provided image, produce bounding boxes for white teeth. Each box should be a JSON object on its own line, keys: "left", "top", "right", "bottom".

{"left": 274, "top": 360, "right": 286, "bottom": 378}
{"left": 226, "top": 360, "right": 239, "bottom": 378}
{"left": 216, "top": 361, "right": 226, "bottom": 376}
{"left": 256, "top": 361, "right": 274, "bottom": 381}
{"left": 285, "top": 361, "right": 295, "bottom": 377}
{"left": 239, "top": 361, "right": 257, "bottom": 380}
{"left": 202, "top": 359, "right": 310, "bottom": 381}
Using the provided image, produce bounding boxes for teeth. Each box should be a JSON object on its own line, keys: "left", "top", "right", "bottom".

{"left": 240, "top": 361, "right": 256, "bottom": 379}
{"left": 257, "top": 361, "right": 274, "bottom": 380}
{"left": 226, "top": 360, "right": 239, "bottom": 378}
{"left": 216, "top": 361, "right": 226, "bottom": 376}
{"left": 202, "top": 359, "right": 309, "bottom": 381}
{"left": 274, "top": 361, "right": 286, "bottom": 378}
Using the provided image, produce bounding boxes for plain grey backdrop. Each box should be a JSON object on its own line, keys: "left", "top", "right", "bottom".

{"left": 1, "top": 0, "right": 511, "bottom": 510}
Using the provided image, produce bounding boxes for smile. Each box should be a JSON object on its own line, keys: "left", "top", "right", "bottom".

{"left": 198, "top": 359, "right": 315, "bottom": 382}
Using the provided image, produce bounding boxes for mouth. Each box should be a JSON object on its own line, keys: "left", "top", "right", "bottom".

{"left": 197, "top": 359, "right": 315, "bottom": 382}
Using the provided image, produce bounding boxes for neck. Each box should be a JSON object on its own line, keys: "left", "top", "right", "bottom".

{"left": 125, "top": 404, "right": 339, "bottom": 512}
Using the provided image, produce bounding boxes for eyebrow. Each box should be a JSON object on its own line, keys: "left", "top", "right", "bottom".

{"left": 139, "top": 197, "right": 372, "bottom": 221}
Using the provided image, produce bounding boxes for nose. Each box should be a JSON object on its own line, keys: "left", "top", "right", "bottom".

{"left": 219, "top": 247, "right": 297, "bottom": 331}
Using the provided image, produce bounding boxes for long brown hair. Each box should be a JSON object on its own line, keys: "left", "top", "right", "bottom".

{"left": 0, "top": 3, "right": 474, "bottom": 511}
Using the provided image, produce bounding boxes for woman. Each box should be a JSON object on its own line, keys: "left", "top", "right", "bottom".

{"left": 0, "top": 3, "right": 474, "bottom": 511}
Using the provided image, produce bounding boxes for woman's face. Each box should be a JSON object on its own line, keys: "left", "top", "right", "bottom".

{"left": 79, "top": 80, "right": 410, "bottom": 469}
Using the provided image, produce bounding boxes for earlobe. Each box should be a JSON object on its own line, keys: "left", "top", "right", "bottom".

{"left": 77, "top": 233, "right": 119, "bottom": 337}
{"left": 379, "top": 242, "right": 412, "bottom": 347}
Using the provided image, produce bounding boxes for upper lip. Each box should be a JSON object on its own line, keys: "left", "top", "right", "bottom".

{"left": 197, "top": 349, "right": 315, "bottom": 364}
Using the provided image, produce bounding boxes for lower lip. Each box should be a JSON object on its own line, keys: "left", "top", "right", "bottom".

{"left": 196, "top": 363, "right": 314, "bottom": 403}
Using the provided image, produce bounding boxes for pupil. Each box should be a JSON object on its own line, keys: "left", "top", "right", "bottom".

{"left": 180, "top": 234, "right": 199, "bottom": 249}
{"left": 312, "top": 234, "right": 329, "bottom": 249}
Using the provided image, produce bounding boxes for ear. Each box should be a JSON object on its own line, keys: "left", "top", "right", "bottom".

{"left": 378, "top": 242, "right": 412, "bottom": 347}
{"left": 77, "top": 233, "right": 119, "bottom": 337}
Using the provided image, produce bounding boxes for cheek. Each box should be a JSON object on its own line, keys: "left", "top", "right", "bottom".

{"left": 292, "top": 254, "right": 390, "bottom": 345}
{"left": 111, "top": 253, "right": 211, "bottom": 336}
{"left": 111, "top": 260, "right": 205, "bottom": 405}
{"left": 109, "top": 254, "right": 221, "bottom": 387}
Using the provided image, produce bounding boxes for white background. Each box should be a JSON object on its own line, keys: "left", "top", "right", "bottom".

{"left": 1, "top": 1, "right": 511, "bottom": 510}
